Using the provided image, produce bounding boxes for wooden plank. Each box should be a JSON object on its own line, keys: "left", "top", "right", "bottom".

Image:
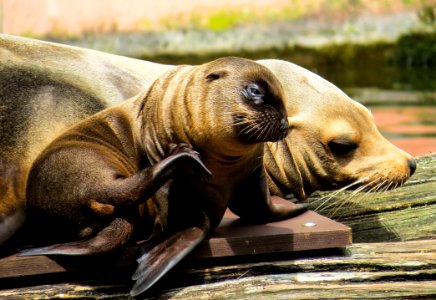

{"left": 0, "top": 240, "right": 434, "bottom": 299}
{"left": 194, "top": 204, "right": 351, "bottom": 258}
{"left": 0, "top": 207, "right": 351, "bottom": 279}
{"left": 309, "top": 153, "right": 436, "bottom": 242}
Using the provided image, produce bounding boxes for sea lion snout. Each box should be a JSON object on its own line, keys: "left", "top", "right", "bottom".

{"left": 230, "top": 63, "right": 288, "bottom": 144}
{"left": 408, "top": 158, "right": 417, "bottom": 176}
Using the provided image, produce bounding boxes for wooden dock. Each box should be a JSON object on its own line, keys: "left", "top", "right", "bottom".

{"left": 0, "top": 154, "right": 435, "bottom": 299}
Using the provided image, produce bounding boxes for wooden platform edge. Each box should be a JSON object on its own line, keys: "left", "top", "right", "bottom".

{"left": 0, "top": 210, "right": 351, "bottom": 279}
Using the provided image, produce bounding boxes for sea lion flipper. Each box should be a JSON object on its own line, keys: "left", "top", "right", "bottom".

{"left": 130, "top": 226, "right": 207, "bottom": 297}
{"left": 230, "top": 165, "right": 308, "bottom": 223}
{"left": 18, "top": 218, "right": 133, "bottom": 256}
{"left": 164, "top": 143, "right": 212, "bottom": 181}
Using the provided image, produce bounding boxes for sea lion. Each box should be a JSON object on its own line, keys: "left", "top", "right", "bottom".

{"left": 0, "top": 34, "right": 173, "bottom": 245}
{"left": 0, "top": 35, "right": 416, "bottom": 248}
{"left": 258, "top": 59, "right": 416, "bottom": 201}
{"left": 18, "top": 57, "right": 306, "bottom": 296}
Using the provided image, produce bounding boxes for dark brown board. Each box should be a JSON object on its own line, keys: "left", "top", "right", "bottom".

{"left": 0, "top": 197, "right": 351, "bottom": 279}
{"left": 193, "top": 205, "right": 352, "bottom": 258}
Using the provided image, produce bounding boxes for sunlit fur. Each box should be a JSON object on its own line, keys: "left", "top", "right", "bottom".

{"left": 259, "top": 59, "right": 415, "bottom": 201}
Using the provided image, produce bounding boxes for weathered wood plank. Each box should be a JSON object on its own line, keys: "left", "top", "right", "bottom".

{"left": 0, "top": 209, "right": 351, "bottom": 279}
{"left": 0, "top": 240, "right": 434, "bottom": 299}
{"left": 309, "top": 154, "right": 436, "bottom": 242}
{"left": 0, "top": 155, "right": 434, "bottom": 298}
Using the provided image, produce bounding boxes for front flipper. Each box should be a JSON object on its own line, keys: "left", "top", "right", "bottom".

{"left": 130, "top": 215, "right": 209, "bottom": 297}
{"left": 229, "top": 165, "right": 308, "bottom": 223}
{"left": 18, "top": 218, "right": 133, "bottom": 256}
{"left": 107, "top": 143, "right": 212, "bottom": 207}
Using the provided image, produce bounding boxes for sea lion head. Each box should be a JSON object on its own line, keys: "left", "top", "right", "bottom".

{"left": 259, "top": 59, "right": 416, "bottom": 200}
{"left": 142, "top": 57, "right": 288, "bottom": 162}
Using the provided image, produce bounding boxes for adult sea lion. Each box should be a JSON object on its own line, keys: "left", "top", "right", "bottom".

{"left": 18, "top": 57, "right": 306, "bottom": 296}
{"left": 258, "top": 59, "right": 416, "bottom": 201}
{"left": 0, "top": 34, "right": 173, "bottom": 245}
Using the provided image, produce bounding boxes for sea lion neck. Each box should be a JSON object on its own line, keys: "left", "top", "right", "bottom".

{"left": 139, "top": 65, "right": 203, "bottom": 163}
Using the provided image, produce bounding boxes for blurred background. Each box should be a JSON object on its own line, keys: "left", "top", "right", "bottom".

{"left": 1, "top": 0, "right": 435, "bottom": 156}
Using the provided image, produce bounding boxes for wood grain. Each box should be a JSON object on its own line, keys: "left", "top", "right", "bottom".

{"left": 0, "top": 240, "right": 434, "bottom": 299}
{"left": 0, "top": 154, "right": 434, "bottom": 299}
{"left": 0, "top": 209, "right": 351, "bottom": 279}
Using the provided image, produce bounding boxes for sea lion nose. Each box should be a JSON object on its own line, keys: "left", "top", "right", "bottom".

{"left": 280, "top": 118, "right": 289, "bottom": 131}
{"left": 408, "top": 158, "right": 417, "bottom": 176}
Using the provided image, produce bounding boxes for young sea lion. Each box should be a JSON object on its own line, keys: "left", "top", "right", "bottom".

{"left": 19, "top": 57, "right": 306, "bottom": 296}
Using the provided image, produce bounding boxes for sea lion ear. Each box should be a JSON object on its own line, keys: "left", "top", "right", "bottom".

{"left": 206, "top": 70, "right": 227, "bottom": 81}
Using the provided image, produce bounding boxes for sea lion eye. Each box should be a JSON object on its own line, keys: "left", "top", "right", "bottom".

{"left": 242, "top": 84, "right": 264, "bottom": 104}
{"left": 328, "top": 139, "right": 358, "bottom": 156}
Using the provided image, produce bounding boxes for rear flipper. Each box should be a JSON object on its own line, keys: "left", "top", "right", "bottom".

{"left": 130, "top": 214, "right": 210, "bottom": 297}
{"left": 18, "top": 218, "right": 133, "bottom": 256}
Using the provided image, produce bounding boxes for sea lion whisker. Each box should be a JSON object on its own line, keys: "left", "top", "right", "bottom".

{"left": 364, "top": 179, "right": 381, "bottom": 192}
{"left": 377, "top": 181, "right": 389, "bottom": 193}
{"left": 314, "top": 189, "right": 353, "bottom": 213}
{"left": 233, "top": 118, "right": 251, "bottom": 126}
{"left": 376, "top": 179, "right": 392, "bottom": 193}
{"left": 238, "top": 123, "right": 258, "bottom": 140}
{"left": 328, "top": 192, "right": 356, "bottom": 219}
{"left": 329, "top": 178, "right": 378, "bottom": 217}
{"left": 375, "top": 179, "right": 394, "bottom": 194}
{"left": 311, "top": 180, "right": 360, "bottom": 206}
{"left": 255, "top": 120, "right": 271, "bottom": 141}
{"left": 366, "top": 179, "right": 386, "bottom": 194}
{"left": 385, "top": 180, "right": 396, "bottom": 192}
{"left": 312, "top": 189, "right": 347, "bottom": 212}
{"left": 312, "top": 191, "right": 343, "bottom": 212}
{"left": 313, "top": 177, "right": 368, "bottom": 212}
{"left": 246, "top": 123, "right": 264, "bottom": 141}
{"left": 392, "top": 181, "right": 399, "bottom": 191}
{"left": 327, "top": 179, "right": 372, "bottom": 217}
{"left": 334, "top": 186, "right": 372, "bottom": 220}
